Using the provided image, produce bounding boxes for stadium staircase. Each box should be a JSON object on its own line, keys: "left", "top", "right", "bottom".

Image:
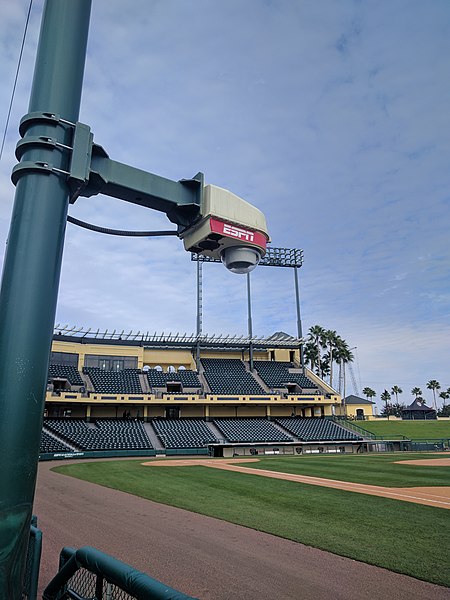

{"left": 143, "top": 422, "right": 165, "bottom": 450}
{"left": 243, "top": 362, "right": 271, "bottom": 393}
{"left": 41, "top": 425, "right": 79, "bottom": 451}
{"left": 205, "top": 420, "right": 227, "bottom": 442}
{"left": 197, "top": 370, "right": 210, "bottom": 394}
{"left": 271, "top": 420, "right": 301, "bottom": 442}
{"left": 81, "top": 371, "right": 94, "bottom": 393}
{"left": 139, "top": 373, "right": 151, "bottom": 393}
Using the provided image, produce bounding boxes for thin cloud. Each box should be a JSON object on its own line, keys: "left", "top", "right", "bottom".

{"left": 0, "top": 0, "right": 449, "bottom": 397}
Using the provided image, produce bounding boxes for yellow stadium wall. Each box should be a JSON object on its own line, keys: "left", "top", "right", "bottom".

{"left": 236, "top": 405, "right": 266, "bottom": 417}
{"left": 52, "top": 339, "right": 144, "bottom": 370}
{"left": 343, "top": 404, "right": 375, "bottom": 419}
{"left": 143, "top": 348, "right": 196, "bottom": 370}
{"left": 45, "top": 400, "right": 338, "bottom": 420}
{"left": 50, "top": 340, "right": 303, "bottom": 374}
{"left": 179, "top": 406, "right": 204, "bottom": 418}
{"left": 209, "top": 406, "right": 236, "bottom": 418}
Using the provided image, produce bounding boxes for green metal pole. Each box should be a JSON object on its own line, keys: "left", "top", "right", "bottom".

{"left": 0, "top": 2, "right": 91, "bottom": 597}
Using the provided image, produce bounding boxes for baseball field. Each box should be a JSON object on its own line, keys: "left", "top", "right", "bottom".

{"left": 54, "top": 452, "right": 450, "bottom": 588}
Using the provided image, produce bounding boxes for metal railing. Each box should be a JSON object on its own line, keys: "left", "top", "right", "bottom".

{"left": 330, "top": 416, "right": 376, "bottom": 439}
{"left": 23, "top": 516, "right": 42, "bottom": 600}
{"left": 43, "top": 546, "right": 198, "bottom": 600}
{"left": 332, "top": 417, "right": 411, "bottom": 440}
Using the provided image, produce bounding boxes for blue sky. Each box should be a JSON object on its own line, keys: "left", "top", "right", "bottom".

{"left": 1, "top": 0, "right": 449, "bottom": 409}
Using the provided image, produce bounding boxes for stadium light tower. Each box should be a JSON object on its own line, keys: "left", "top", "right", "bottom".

{"left": 192, "top": 247, "right": 304, "bottom": 372}
{"left": 0, "top": 1, "right": 270, "bottom": 594}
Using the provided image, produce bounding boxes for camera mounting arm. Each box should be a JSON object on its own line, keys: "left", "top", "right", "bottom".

{"left": 12, "top": 112, "right": 270, "bottom": 272}
{"left": 12, "top": 113, "right": 203, "bottom": 230}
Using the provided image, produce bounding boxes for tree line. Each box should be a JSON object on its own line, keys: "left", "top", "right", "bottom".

{"left": 362, "top": 382, "right": 450, "bottom": 417}
{"left": 303, "top": 325, "right": 449, "bottom": 417}
{"left": 303, "top": 325, "right": 354, "bottom": 390}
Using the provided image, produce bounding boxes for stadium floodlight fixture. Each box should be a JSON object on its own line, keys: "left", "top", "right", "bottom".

{"left": 192, "top": 246, "right": 303, "bottom": 269}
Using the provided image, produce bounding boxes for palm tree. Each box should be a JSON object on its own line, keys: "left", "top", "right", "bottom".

{"left": 362, "top": 387, "right": 376, "bottom": 401}
{"left": 322, "top": 329, "right": 339, "bottom": 387}
{"left": 380, "top": 389, "right": 391, "bottom": 419}
{"left": 334, "top": 341, "right": 354, "bottom": 412}
{"left": 303, "top": 341, "right": 318, "bottom": 372}
{"left": 439, "top": 390, "right": 449, "bottom": 409}
{"left": 426, "top": 380, "right": 440, "bottom": 410}
{"left": 391, "top": 385, "right": 403, "bottom": 404}
{"left": 320, "top": 357, "right": 331, "bottom": 379}
{"left": 411, "top": 387, "right": 422, "bottom": 399}
{"left": 308, "top": 325, "right": 326, "bottom": 377}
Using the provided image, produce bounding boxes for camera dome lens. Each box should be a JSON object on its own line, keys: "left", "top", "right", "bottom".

{"left": 220, "top": 247, "right": 261, "bottom": 274}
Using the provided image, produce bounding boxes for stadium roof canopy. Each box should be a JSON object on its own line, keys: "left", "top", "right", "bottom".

{"left": 53, "top": 325, "right": 302, "bottom": 349}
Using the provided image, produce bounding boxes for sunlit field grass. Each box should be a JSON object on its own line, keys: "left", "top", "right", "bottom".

{"left": 354, "top": 419, "right": 450, "bottom": 439}
{"left": 54, "top": 453, "right": 450, "bottom": 587}
{"left": 245, "top": 452, "right": 450, "bottom": 486}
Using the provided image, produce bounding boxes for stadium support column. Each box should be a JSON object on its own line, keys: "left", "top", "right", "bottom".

{"left": 0, "top": 1, "right": 92, "bottom": 596}
{"left": 247, "top": 272, "right": 254, "bottom": 371}
{"left": 293, "top": 266, "right": 305, "bottom": 372}
{"left": 196, "top": 260, "right": 203, "bottom": 370}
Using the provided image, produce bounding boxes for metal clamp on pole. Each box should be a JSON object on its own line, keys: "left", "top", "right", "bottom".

{"left": 67, "top": 121, "right": 93, "bottom": 202}
{"left": 11, "top": 111, "right": 75, "bottom": 186}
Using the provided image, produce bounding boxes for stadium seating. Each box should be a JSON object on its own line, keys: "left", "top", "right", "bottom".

{"left": 39, "top": 416, "right": 362, "bottom": 455}
{"left": 48, "top": 363, "right": 84, "bottom": 387}
{"left": 202, "top": 358, "right": 266, "bottom": 394}
{"left": 39, "top": 430, "right": 72, "bottom": 453}
{"left": 151, "top": 418, "right": 218, "bottom": 449}
{"left": 276, "top": 417, "right": 362, "bottom": 441}
{"left": 44, "top": 418, "right": 153, "bottom": 451}
{"left": 213, "top": 418, "right": 293, "bottom": 443}
{"left": 254, "top": 361, "right": 317, "bottom": 390}
{"left": 84, "top": 367, "right": 143, "bottom": 394}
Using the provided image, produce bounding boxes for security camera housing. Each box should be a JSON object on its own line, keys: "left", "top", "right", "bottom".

{"left": 220, "top": 246, "right": 262, "bottom": 274}
{"left": 180, "top": 184, "right": 269, "bottom": 272}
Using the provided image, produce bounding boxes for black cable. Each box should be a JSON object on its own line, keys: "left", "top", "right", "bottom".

{"left": 0, "top": 0, "right": 33, "bottom": 162}
{"left": 66, "top": 215, "right": 178, "bottom": 237}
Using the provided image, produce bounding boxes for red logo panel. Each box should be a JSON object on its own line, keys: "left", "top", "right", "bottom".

{"left": 210, "top": 218, "right": 267, "bottom": 250}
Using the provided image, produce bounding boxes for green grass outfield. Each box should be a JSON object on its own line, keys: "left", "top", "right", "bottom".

{"left": 54, "top": 453, "right": 450, "bottom": 587}
{"left": 353, "top": 419, "right": 450, "bottom": 439}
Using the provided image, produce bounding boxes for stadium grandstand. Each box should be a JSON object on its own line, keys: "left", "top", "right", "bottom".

{"left": 38, "top": 325, "right": 381, "bottom": 460}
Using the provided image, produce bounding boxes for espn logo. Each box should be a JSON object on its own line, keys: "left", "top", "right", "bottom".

{"left": 222, "top": 224, "right": 255, "bottom": 242}
{"left": 209, "top": 217, "right": 267, "bottom": 250}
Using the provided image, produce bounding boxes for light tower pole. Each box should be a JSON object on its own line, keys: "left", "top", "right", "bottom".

{"left": 247, "top": 272, "right": 254, "bottom": 371}
{"left": 293, "top": 265, "right": 305, "bottom": 371}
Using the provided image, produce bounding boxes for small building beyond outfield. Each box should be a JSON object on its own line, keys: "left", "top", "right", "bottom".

{"left": 402, "top": 399, "right": 437, "bottom": 420}
{"left": 344, "top": 395, "right": 375, "bottom": 420}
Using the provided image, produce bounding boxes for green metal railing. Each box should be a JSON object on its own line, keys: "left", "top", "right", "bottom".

{"left": 22, "top": 516, "right": 42, "bottom": 600}
{"left": 330, "top": 416, "right": 376, "bottom": 439}
{"left": 43, "top": 546, "right": 198, "bottom": 600}
{"left": 332, "top": 417, "right": 411, "bottom": 441}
